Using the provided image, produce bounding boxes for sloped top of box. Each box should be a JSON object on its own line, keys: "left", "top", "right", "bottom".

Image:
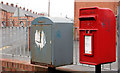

{"left": 31, "top": 17, "right": 73, "bottom": 25}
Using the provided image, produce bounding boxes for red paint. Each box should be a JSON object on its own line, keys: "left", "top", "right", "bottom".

{"left": 11, "top": 4, "right": 14, "bottom": 7}
{"left": 1, "top": 1, "right": 3, "bottom": 4}
{"left": 23, "top": 8, "right": 25, "bottom": 10}
{"left": 6, "top": 3, "right": 9, "bottom": 5}
{"left": 16, "top": 5, "right": 18, "bottom": 7}
{"left": 27, "top": 9, "right": 29, "bottom": 11}
{"left": 79, "top": 7, "right": 116, "bottom": 65}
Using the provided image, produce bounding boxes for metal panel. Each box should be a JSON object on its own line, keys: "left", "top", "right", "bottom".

{"left": 54, "top": 23, "right": 73, "bottom": 66}
{"left": 31, "top": 17, "right": 73, "bottom": 67}
{"left": 31, "top": 24, "right": 52, "bottom": 64}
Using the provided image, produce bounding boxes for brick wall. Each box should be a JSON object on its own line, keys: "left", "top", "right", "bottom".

{"left": 0, "top": 2, "right": 41, "bottom": 27}
{"left": 0, "top": 59, "right": 48, "bottom": 72}
{"left": 0, "top": 59, "right": 74, "bottom": 72}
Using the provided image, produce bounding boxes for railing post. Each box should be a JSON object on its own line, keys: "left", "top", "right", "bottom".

{"left": 74, "top": 27, "right": 78, "bottom": 65}
{"left": 75, "top": 27, "right": 78, "bottom": 41}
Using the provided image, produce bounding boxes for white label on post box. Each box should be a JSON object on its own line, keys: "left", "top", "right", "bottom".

{"left": 85, "top": 36, "right": 92, "bottom": 54}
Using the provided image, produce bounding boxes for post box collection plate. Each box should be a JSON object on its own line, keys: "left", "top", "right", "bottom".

{"left": 85, "top": 36, "right": 92, "bottom": 54}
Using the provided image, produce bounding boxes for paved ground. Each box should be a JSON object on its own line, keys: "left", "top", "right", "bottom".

{"left": 59, "top": 41, "right": 118, "bottom": 71}
{"left": 0, "top": 27, "right": 118, "bottom": 72}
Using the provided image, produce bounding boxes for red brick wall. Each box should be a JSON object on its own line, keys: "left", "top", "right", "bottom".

{"left": 0, "top": 59, "right": 48, "bottom": 72}
{"left": 0, "top": 2, "right": 39, "bottom": 27}
{"left": 0, "top": 59, "right": 74, "bottom": 72}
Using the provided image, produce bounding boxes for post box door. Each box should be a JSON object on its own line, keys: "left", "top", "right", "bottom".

{"left": 79, "top": 15, "right": 98, "bottom": 64}
{"left": 31, "top": 24, "right": 52, "bottom": 64}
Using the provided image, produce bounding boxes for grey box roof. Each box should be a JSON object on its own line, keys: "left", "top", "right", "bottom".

{"left": 31, "top": 17, "right": 73, "bottom": 25}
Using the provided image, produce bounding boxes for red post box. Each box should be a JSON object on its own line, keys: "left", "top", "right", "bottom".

{"left": 79, "top": 7, "right": 116, "bottom": 65}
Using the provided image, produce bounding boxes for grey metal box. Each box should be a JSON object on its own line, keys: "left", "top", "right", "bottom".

{"left": 30, "top": 17, "right": 73, "bottom": 67}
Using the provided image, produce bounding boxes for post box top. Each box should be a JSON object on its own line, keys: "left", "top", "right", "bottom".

{"left": 80, "top": 7, "right": 99, "bottom": 10}
{"left": 79, "top": 6, "right": 115, "bottom": 21}
{"left": 80, "top": 6, "right": 110, "bottom": 10}
{"left": 79, "top": 6, "right": 112, "bottom": 13}
{"left": 31, "top": 17, "right": 73, "bottom": 25}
